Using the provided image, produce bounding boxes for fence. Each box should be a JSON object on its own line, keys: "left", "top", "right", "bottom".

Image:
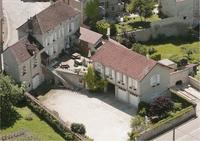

{"left": 24, "top": 92, "right": 87, "bottom": 141}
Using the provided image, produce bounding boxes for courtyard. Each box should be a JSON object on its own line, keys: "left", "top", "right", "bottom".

{"left": 39, "top": 89, "right": 137, "bottom": 141}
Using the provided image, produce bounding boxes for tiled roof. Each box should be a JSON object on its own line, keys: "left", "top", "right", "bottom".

{"left": 79, "top": 27, "right": 102, "bottom": 44}
{"left": 18, "top": 0, "right": 79, "bottom": 34}
{"left": 5, "top": 35, "right": 43, "bottom": 64}
{"left": 91, "top": 40, "right": 158, "bottom": 81}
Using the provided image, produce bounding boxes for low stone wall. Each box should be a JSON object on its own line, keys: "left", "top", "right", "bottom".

{"left": 137, "top": 106, "right": 196, "bottom": 140}
{"left": 189, "top": 76, "right": 200, "bottom": 90}
{"left": 25, "top": 92, "right": 87, "bottom": 141}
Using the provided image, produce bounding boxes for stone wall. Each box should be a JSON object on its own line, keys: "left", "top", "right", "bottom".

{"left": 189, "top": 76, "right": 200, "bottom": 90}
{"left": 137, "top": 106, "right": 196, "bottom": 140}
{"left": 170, "top": 68, "right": 189, "bottom": 87}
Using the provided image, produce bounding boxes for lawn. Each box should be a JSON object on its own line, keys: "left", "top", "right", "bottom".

{"left": 115, "top": 15, "right": 160, "bottom": 33}
{"left": 143, "top": 36, "right": 200, "bottom": 63}
{"left": 0, "top": 106, "right": 64, "bottom": 141}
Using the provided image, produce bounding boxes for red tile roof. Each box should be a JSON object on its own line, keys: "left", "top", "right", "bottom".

{"left": 91, "top": 40, "right": 158, "bottom": 81}
{"left": 5, "top": 35, "right": 43, "bottom": 64}
{"left": 79, "top": 27, "right": 102, "bottom": 44}
{"left": 18, "top": 0, "right": 79, "bottom": 34}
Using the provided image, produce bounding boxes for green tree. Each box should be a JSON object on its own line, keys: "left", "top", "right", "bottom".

{"left": 96, "top": 20, "right": 110, "bottom": 37}
{"left": 85, "top": 0, "right": 99, "bottom": 22}
{"left": 84, "top": 65, "right": 107, "bottom": 92}
{"left": 0, "top": 74, "right": 25, "bottom": 127}
{"left": 132, "top": 43, "right": 147, "bottom": 55}
{"left": 128, "top": 0, "right": 155, "bottom": 21}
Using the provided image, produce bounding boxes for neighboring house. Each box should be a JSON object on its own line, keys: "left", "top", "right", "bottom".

{"left": 3, "top": 35, "right": 45, "bottom": 91}
{"left": 67, "top": 0, "right": 88, "bottom": 24}
{"left": 91, "top": 40, "right": 171, "bottom": 107}
{"left": 99, "top": 0, "right": 123, "bottom": 17}
{"left": 79, "top": 27, "right": 103, "bottom": 54}
{"left": 159, "top": 0, "right": 200, "bottom": 27}
{"left": 17, "top": 0, "right": 81, "bottom": 60}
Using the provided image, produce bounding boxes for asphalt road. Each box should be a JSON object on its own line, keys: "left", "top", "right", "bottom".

{"left": 154, "top": 88, "right": 200, "bottom": 141}
{"left": 3, "top": 0, "right": 50, "bottom": 47}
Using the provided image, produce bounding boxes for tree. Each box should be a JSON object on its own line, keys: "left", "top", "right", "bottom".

{"left": 128, "top": 0, "right": 155, "bottom": 21}
{"left": 0, "top": 74, "right": 25, "bottom": 127}
{"left": 84, "top": 65, "right": 107, "bottom": 92}
{"left": 85, "top": 0, "right": 99, "bottom": 22}
{"left": 96, "top": 20, "right": 110, "bottom": 37}
{"left": 149, "top": 96, "right": 173, "bottom": 119}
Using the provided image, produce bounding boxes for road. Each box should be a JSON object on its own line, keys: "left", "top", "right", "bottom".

{"left": 3, "top": 0, "right": 50, "bottom": 48}
{"left": 154, "top": 86, "right": 200, "bottom": 141}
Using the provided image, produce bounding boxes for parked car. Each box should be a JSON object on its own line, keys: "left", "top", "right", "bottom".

{"left": 71, "top": 53, "right": 81, "bottom": 59}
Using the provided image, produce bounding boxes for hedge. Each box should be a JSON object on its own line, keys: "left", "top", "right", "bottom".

{"left": 25, "top": 93, "right": 84, "bottom": 141}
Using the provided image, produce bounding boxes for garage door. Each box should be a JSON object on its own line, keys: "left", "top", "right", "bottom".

{"left": 32, "top": 74, "right": 40, "bottom": 90}
{"left": 129, "top": 93, "right": 140, "bottom": 107}
{"left": 117, "top": 88, "right": 128, "bottom": 103}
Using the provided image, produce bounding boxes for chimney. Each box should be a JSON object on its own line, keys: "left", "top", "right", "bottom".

{"left": 27, "top": 17, "right": 33, "bottom": 34}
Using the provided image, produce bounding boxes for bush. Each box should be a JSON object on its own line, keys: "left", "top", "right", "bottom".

{"left": 173, "top": 102, "right": 182, "bottom": 111}
{"left": 70, "top": 123, "right": 86, "bottom": 135}
{"left": 24, "top": 114, "right": 33, "bottom": 121}
{"left": 150, "top": 53, "right": 161, "bottom": 61}
{"left": 137, "top": 101, "right": 149, "bottom": 117}
{"left": 149, "top": 96, "right": 173, "bottom": 120}
{"left": 148, "top": 47, "right": 157, "bottom": 55}
{"left": 96, "top": 20, "right": 110, "bottom": 37}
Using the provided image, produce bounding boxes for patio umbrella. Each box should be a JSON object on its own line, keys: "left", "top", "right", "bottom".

{"left": 88, "top": 50, "right": 91, "bottom": 58}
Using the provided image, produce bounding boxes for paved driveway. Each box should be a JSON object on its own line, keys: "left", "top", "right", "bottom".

{"left": 40, "top": 89, "right": 137, "bottom": 141}
{"left": 3, "top": 0, "right": 50, "bottom": 47}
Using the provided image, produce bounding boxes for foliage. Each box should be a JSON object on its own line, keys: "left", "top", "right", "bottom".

{"left": 150, "top": 53, "right": 161, "bottom": 61}
{"left": 1, "top": 106, "right": 64, "bottom": 140}
{"left": 96, "top": 20, "right": 110, "bottom": 37}
{"left": 132, "top": 43, "right": 147, "bottom": 55}
{"left": 84, "top": 65, "right": 107, "bottom": 92}
{"left": 171, "top": 92, "right": 193, "bottom": 108}
{"left": 0, "top": 74, "right": 25, "bottom": 127}
{"left": 71, "top": 123, "right": 86, "bottom": 135}
{"left": 26, "top": 97, "right": 77, "bottom": 140}
{"left": 148, "top": 47, "right": 157, "bottom": 55}
{"left": 137, "top": 101, "right": 149, "bottom": 117}
{"left": 128, "top": 0, "right": 155, "bottom": 20}
{"left": 85, "top": 0, "right": 99, "bottom": 22}
{"left": 131, "top": 115, "right": 144, "bottom": 128}
{"left": 173, "top": 102, "right": 182, "bottom": 111}
{"left": 149, "top": 96, "right": 173, "bottom": 120}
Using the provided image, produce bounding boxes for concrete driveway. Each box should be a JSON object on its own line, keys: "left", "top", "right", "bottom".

{"left": 3, "top": 0, "right": 50, "bottom": 47}
{"left": 40, "top": 89, "right": 137, "bottom": 141}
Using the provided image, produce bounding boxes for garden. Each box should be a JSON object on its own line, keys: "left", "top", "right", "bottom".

{"left": 129, "top": 92, "right": 195, "bottom": 140}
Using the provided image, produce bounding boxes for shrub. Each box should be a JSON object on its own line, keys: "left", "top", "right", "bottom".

{"left": 131, "top": 115, "right": 144, "bottom": 128}
{"left": 149, "top": 96, "right": 173, "bottom": 120}
{"left": 96, "top": 20, "right": 110, "bottom": 37}
{"left": 148, "top": 47, "right": 157, "bottom": 55}
{"left": 137, "top": 101, "right": 149, "bottom": 117}
{"left": 70, "top": 123, "right": 86, "bottom": 135}
{"left": 132, "top": 43, "right": 147, "bottom": 55}
{"left": 24, "top": 114, "right": 33, "bottom": 121}
{"left": 173, "top": 102, "right": 182, "bottom": 111}
{"left": 150, "top": 53, "right": 161, "bottom": 61}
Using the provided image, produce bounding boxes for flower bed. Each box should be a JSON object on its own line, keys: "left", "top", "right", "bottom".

{"left": 129, "top": 93, "right": 196, "bottom": 140}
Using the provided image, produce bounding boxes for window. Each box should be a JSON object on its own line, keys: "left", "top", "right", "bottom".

{"left": 22, "top": 66, "right": 26, "bottom": 76}
{"left": 33, "top": 57, "right": 37, "bottom": 68}
{"left": 95, "top": 62, "right": 102, "bottom": 72}
{"left": 157, "top": 74, "right": 160, "bottom": 84}
{"left": 105, "top": 67, "right": 109, "bottom": 76}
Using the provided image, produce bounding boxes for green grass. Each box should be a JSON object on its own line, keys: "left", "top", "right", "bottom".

{"left": 0, "top": 106, "right": 64, "bottom": 141}
{"left": 142, "top": 36, "right": 200, "bottom": 63}
{"left": 115, "top": 15, "right": 160, "bottom": 33}
{"left": 195, "top": 66, "right": 200, "bottom": 80}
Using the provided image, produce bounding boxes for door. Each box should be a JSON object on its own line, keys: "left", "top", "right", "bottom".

{"left": 129, "top": 93, "right": 140, "bottom": 107}
{"left": 32, "top": 74, "right": 40, "bottom": 90}
{"left": 117, "top": 88, "right": 128, "bottom": 102}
